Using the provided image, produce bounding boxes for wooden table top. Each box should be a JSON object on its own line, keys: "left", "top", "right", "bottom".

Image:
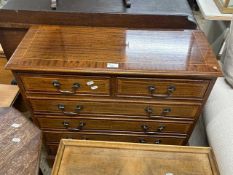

{"left": 0, "top": 58, "right": 14, "bottom": 84}
{"left": 52, "top": 140, "right": 219, "bottom": 175}
{"left": 0, "top": 84, "right": 19, "bottom": 107}
{"left": 0, "top": 0, "right": 196, "bottom": 29}
{"left": 0, "top": 108, "right": 41, "bottom": 175}
{"left": 6, "top": 25, "right": 222, "bottom": 78}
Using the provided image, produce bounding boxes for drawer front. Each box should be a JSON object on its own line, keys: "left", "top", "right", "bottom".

{"left": 20, "top": 74, "right": 110, "bottom": 96}
{"left": 117, "top": 78, "right": 209, "bottom": 99}
{"left": 36, "top": 116, "right": 192, "bottom": 134}
{"left": 31, "top": 99, "right": 200, "bottom": 119}
{"left": 43, "top": 131, "right": 186, "bottom": 145}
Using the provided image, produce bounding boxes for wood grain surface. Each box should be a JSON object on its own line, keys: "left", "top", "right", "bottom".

{"left": 6, "top": 26, "right": 222, "bottom": 78}
{"left": 20, "top": 74, "right": 110, "bottom": 96}
{"left": 0, "top": 84, "right": 19, "bottom": 107}
{"left": 0, "top": 57, "right": 14, "bottom": 84}
{"left": 36, "top": 115, "right": 192, "bottom": 134}
{"left": 44, "top": 131, "right": 187, "bottom": 146}
{"left": 0, "top": 108, "right": 41, "bottom": 175}
{"left": 51, "top": 140, "right": 220, "bottom": 175}
{"left": 29, "top": 98, "right": 200, "bottom": 119}
{"left": 5, "top": 25, "right": 221, "bottom": 162}
{"left": 116, "top": 77, "right": 210, "bottom": 99}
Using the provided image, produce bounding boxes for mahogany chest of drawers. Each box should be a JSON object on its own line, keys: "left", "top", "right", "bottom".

{"left": 6, "top": 25, "right": 221, "bottom": 161}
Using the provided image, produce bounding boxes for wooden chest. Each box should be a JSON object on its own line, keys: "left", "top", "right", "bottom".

{"left": 52, "top": 140, "right": 219, "bottom": 175}
{"left": 6, "top": 25, "right": 222, "bottom": 161}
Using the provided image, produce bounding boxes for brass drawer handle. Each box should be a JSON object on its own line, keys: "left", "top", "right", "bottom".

{"left": 148, "top": 85, "right": 176, "bottom": 98}
{"left": 145, "top": 107, "right": 171, "bottom": 118}
{"left": 63, "top": 121, "right": 86, "bottom": 132}
{"left": 141, "top": 125, "right": 166, "bottom": 135}
{"left": 58, "top": 104, "right": 83, "bottom": 115}
{"left": 52, "top": 80, "right": 80, "bottom": 94}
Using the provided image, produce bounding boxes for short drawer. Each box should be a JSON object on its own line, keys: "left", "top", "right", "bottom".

{"left": 36, "top": 116, "right": 192, "bottom": 134}
{"left": 20, "top": 74, "right": 110, "bottom": 96}
{"left": 117, "top": 77, "right": 209, "bottom": 99}
{"left": 30, "top": 99, "right": 200, "bottom": 119}
{"left": 43, "top": 131, "right": 187, "bottom": 145}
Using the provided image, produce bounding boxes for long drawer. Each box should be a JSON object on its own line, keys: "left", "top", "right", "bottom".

{"left": 36, "top": 116, "right": 192, "bottom": 134}
{"left": 43, "top": 131, "right": 187, "bottom": 145}
{"left": 117, "top": 77, "right": 209, "bottom": 99}
{"left": 30, "top": 99, "right": 200, "bottom": 119}
{"left": 20, "top": 74, "right": 110, "bottom": 96}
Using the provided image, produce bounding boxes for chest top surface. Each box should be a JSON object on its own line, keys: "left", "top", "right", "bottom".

{"left": 6, "top": 25, "right": 221, "bottom": 77}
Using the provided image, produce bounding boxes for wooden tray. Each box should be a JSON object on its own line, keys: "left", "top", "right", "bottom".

{"left": 52, "top": 140, "right": 219, "bottom": 175}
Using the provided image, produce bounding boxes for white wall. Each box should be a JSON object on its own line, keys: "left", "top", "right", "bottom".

{"left": 199, "top": 19, "right": 230, "bottom": 55}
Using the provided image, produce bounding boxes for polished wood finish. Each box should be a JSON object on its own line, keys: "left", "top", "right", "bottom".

{"left": 117, "top": 77, "right": 210, "bottom": 99}
{"left": 0, "top": 108, "right": 42, "bottom": 175}
{"left": 52, "top": 140, "right": 220, "bottom": 175}
{"left": 0, "top": 84, "right": 19, "bottom": 107}
{"left": 6, "top": 25, "right": 221, "bottom": 160}
{"left": 6, "top": 26, "right": 221, "bottom": 78}
{"left": 36, "top": 116, "right": 192, "bottom": 134}
{"left": 0, "top": 57, "right": 14, "bottom": 84}
{"left": 44, "top": 131, "right": 186, "bottom": 145}
{"left": 30, "top": 98, "right": 200, "bottom": 119}
{"left": 21, "top": 74, "right": 110, "bottom": 96}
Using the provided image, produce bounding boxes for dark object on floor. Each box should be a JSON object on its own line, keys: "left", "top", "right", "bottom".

{"left": 0, "top": 108, "right": 42, "bottom": 175}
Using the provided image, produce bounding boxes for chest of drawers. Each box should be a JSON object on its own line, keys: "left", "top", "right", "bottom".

{"left": 6, "top": 25, "right": 221, "bottom": 161}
